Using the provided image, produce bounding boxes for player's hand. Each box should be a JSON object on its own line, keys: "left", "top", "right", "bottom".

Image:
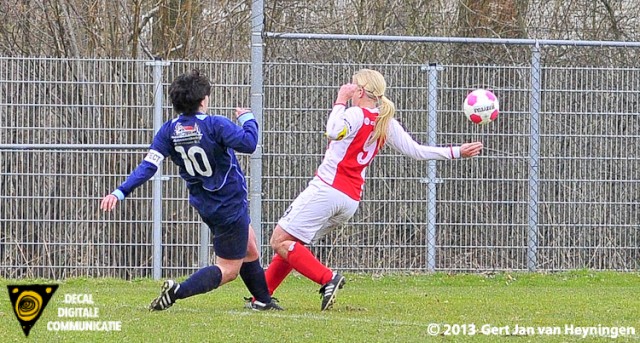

{"left": 460, "top": 142, "right": 483, "bottom": 158}
{"left": 336, "top": 83, "right": 359, "bottom": 104}
{"left": 100, "top": 194, "right": 119, "bottom": 212}
{"left": 235, "top": 107, "right": 251, "bottom": 119}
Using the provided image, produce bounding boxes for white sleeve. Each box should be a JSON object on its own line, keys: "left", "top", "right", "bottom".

{"left": 325, "top": 105, "right": 361, "bottom": 140}
{"left": 385, "top": 119, "right": 461, "bottom": 160}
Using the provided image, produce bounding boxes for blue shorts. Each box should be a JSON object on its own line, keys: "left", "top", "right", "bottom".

{"left": 188, "top": 184, "right": 250, "bottom": 260}
{"left": 201, "top": 212, "right": 249, "bottom": 260}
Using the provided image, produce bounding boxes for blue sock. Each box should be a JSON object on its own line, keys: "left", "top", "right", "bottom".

{"left": 175, "top": 265, "right": 222, "bottom": 299}
{"left": 240, "top": 259, "right": 271, "bottom": 303}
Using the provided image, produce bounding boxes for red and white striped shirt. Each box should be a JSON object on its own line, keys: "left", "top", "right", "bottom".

{"left": 317, "top": 104, "right": 460, "bottom": 201}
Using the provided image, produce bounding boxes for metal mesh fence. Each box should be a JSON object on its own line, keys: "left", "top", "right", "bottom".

{"left": 0, "top": 58, "right": 250, "bottom": 279}
{"left": 261, "top": 63, "right": 533, "bottom": 272}
{"left": 1, "top": 54, "right": 639, "bottom": 279}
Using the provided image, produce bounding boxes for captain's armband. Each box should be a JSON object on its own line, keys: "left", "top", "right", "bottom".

{"left": 144, "top": 149, "right": 164, "bottom": 167}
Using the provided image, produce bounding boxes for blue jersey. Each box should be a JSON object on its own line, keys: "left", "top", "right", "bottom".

{"left": 112, "top": 112, "right": 257, "bottom": 223}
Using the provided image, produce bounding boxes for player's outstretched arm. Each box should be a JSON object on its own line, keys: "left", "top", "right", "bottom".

{"left": 386, "top": 119, "right": 483, "bottom": 160}
{"left": 460, "top": 142, "right": 483, "bottom": 158}
{"left": 99, "top": 151, "right": 162, "bottom": 212}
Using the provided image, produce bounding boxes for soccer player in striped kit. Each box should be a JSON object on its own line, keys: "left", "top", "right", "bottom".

{"left": 100, "top": 70, "right": 281, "bottom": 311}
{"left": 261, "top": 69, "right": 483, "bottom": 311}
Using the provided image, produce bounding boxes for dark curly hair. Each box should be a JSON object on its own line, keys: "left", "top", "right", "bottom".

{"left": 168, "top": 69, "right": 211, "bottom": 115}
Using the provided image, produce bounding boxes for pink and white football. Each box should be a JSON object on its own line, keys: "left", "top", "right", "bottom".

{"left": 463, "top": 89, "right": 499, "bottom": 125}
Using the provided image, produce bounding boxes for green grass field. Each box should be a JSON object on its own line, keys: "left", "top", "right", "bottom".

{"left": 1, "top": 271, "right": 638, "bottom": 342}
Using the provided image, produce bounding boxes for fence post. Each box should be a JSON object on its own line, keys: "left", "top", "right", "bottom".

{"left": 199, "top": 223, "right": 210, "bottom": 267}
{"left": 423, "top": 63, "right": 443, "bottom": 272}
{"left": 528, "top": 43, "right": 541, "bottom": 272}
{"left": 146, "top": 58, "right": 170, "bottom": 280}
{"left": 250, "top": 0, "right": 266, "bottom": 262}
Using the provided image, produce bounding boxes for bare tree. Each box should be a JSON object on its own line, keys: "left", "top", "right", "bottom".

{"left": 2, "top": 0, "right": 640, "bottom": 62}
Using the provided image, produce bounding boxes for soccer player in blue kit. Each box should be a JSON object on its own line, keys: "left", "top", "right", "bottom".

{"left": 100, "top": 70, "right": 282, "bottom": 311}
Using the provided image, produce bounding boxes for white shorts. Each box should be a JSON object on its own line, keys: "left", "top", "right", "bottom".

{"left": 277, "top": 177, "right": 359, "bottom": 244}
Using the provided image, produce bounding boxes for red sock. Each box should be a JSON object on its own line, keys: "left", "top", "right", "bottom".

{"left": 286, "top": 242, "right": 334, "bottom": 285}
{"left": 265, "top": 254, "right": 293, "bottom": 295}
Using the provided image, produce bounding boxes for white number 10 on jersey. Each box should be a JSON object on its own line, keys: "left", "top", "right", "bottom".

{"left": 175, "top": 146, "right": 213, "bottom": 177}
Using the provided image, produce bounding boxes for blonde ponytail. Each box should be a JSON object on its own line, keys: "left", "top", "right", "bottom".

{"left": 369, "top": 95, "right": 395, "bottom": 144}
{"left": 352, "top": 69, "right": 396, "bottom": 145}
